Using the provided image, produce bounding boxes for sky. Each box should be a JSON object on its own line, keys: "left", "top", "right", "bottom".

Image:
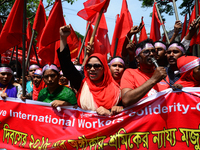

{"left": 45, "top": 0, "right": 185, "bottom": 42}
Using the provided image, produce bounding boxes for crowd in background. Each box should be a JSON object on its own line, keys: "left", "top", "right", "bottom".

{"left": 0, "top": 18, "right": 200, "bottom": 116}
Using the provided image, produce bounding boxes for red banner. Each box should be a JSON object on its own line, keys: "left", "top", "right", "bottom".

{"left": 1, "top": 88, "right": 200, "bottom": 149}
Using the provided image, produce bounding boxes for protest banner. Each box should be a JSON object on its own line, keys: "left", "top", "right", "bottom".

{"left": 0, "top": 87, "right": 200, "bottom": 149}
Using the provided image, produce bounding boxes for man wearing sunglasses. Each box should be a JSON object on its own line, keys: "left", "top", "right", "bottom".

{"left": 121, "top": 39, "right": 169, "bottom": 107}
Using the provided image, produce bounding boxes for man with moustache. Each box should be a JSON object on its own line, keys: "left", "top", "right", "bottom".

{"left": 121, "top": 39, "right": 169, "bottom": 107}
{"left": 165, "top": 19, "right": 200, "bottom": 84}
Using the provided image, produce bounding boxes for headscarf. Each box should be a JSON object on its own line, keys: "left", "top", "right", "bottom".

{"left": 32, "top": 68, "right": 46, "bottom": 100}
{"left": 175, "top": 56, "right": 200, "bottom": 87}
{"left": 42, "top": 64, "right": 60, "bottom": 74}
{"left": 29, "top": 64, "right": 40, "bottom": 71}
{"left": 0, "top": 66, "right": 16, "bottom": 98}
{"left": 77, "top": 53, "right": 121, "bottom": 110}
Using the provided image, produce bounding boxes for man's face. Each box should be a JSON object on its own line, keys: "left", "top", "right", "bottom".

{"left": 155, "top": 47, "right": 165, "bottom": 60}
{"left": 137, "top": 47, "right": 157, "bottom": 67}
{"left": 166, "top": 47, "right": 183, "bottom": 66}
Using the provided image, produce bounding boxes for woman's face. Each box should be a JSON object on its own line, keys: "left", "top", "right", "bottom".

{"left": 59, "top": 75, "right": 68, "bottom": 85}
{"left": 0, "top": 72, "right": 12, "bottom": 85}
{"left": 193, "top": 66, "right": 200, "bottom": 81}
{"left": 86, "top": 57, "right": 104, "bottom": 84}
{"left": 43, "top": 69, "right": 59, "bottom": 88}
{"left": 110, "top": 62, "right": 124, "bottom": 80}
{"left": 33, "top": 74, "right": 42, "bottom": 87}
{"left": 29, "top": 68, "right": 37, "bottom": 79}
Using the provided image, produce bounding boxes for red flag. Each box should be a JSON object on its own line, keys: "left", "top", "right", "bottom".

{"left": 38, "top": 0, "right": 65, "bottom": 66}
{"left": 68, "top": 24, "right": 80, "bottom": 59}
{"left": 181, "top": 14, "right": 187, "bottom": 40}
{"left": 26, "top": 21, "right": 35, "bottom": 57}
{"left": 32, "top": 0, "right": 47, "bottom": 47}
{"left": 110, "top": 0, "right": 133, "bottom": 57}
{"left": 91, "top": 13, "right": 108, "bottom": 41}
{"left": 77, "top": 0, "right": 110, "bottom": 21}
{"left": 150, "top": 2, "right": 162, "bottom": 42}
{"left": 186, "top": 2, "right": 200, "bottom": 46}
{"left": 139, "top": 19, "right": 148, "bottom": 43}
{"left": 0, "top": 0, "right": 24, "bottom": 54}
{"left": 77, "top": 38, "right": 84, "bottom": 64}
{"left": 132, "top": 34, "right": 137, "bottom": 45}
{"left": 162, "top": 34, "right": 166, "bottom": 42}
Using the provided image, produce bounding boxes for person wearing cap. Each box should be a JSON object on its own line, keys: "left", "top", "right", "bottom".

{"left": 154, "top": 41, "right": 168, "bottom": 67}
{"left": 121, "top": 39, "right": 169, "bottom": 107}
{"left": 109, "top": 56, "right": 125, "bottom": 85}
{"left": 32, "top": 68, "right": 46, "bottom": 100}
{"left": 174, "top": 56, "right": 200, "bottom": 87}
{"left": 26, "top": 64, "right": 40, "bottom": 96}
{"left": 0, "top": 64, "right": 17, "bottom": 99}
{"left": 37, "top": 64, "right": 77, "bottom": 107}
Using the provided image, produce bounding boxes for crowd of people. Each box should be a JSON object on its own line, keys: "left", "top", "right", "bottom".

{"left": 0, "top": 18, "right": 200, "bottom": 116}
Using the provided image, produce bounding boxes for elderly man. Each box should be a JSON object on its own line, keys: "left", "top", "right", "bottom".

{"left": 121, "top": 39, "right": 169, "bottom": 107}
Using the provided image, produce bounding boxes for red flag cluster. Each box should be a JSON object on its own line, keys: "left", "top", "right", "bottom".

{"left": 110, "top": 0, "right": 133, "bottom": 57}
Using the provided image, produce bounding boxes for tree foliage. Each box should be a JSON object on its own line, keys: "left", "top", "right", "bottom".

{"left": 139, "top": 0, "right": 195, "bottom": 20}
{"left": 0, "top": 0, "right": 76, "bottom": 24}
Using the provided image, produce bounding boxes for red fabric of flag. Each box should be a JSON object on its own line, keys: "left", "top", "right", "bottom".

{"left": 110, "top": 0, "right": 133, "bottom": 57}
{"left": 186, "top": 2, "right": 200, "bottom": 46}
{"left": 77, "top": 0, "right": 110, "bottom": 21}
{"left": 26, "top": 21, "right": 35, "bottom": 57}
{"left": 150, "top": 2, "right": 161, "bottom": 42}
{"left": 68, "top": 24, "right": 80, "bottom": 59}
{"left": 77, "top": 38, "right": 84, "bottom": 64}
{"left": 139, "top": 19, "right": 148, "bottom": 43}
{"left": 32, "top": 0, "right": 47, "bottom": 47}
{"left": 181, "top": 14, "right": 187, "bottom": 40}
{"left": 38, "top": 0, "right": 65, "bottom": 66}
{"left": 0, "top": 0, "right": 24, "bottom": 54}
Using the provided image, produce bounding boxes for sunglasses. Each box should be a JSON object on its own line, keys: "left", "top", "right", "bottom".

{"left": 86, "top": 63, "right": 103, "bottom": 70}
{"left": 142, "top": 49, "right": 156, "bottom": 56}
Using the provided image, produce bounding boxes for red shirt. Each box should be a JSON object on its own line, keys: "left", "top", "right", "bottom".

{"left": 120, "top": 68, "right": 169, "bottom": 98}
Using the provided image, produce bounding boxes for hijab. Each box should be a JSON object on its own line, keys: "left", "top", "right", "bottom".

{"left": 77, "top": 53, "right": 121, "bottom": 110}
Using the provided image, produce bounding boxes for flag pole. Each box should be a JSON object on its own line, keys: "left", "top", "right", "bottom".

{"left": 25, "top": 29, "right": 35, "bottom": 70}
{"left": 195, "top": 0, "right": 199, "bottom": 56}
{"left": 22, "top": 0, "right": 27, "bottom": 97}
{"left": 77, "top": 22, "right": 90, "bottom": 61}
{"left": 89, "top": 9, "right": 104, "bottom": 45}
{"left": 33, "top": 44, "right": 40, "bottom": 67}
{"left": 154, "top": 0, "right": 170, "bottom": 44}
{"left": 82, "top": 8, "right": 104, "bottom": 66}
{"left": 172, "top": 0, "right": 179, "bottom": 21}
{"left": 113, "top": 38, "right": 119, "bottom": 57}
{"left": 16, "top": 45, "right": 18, "bottom": 78}
{"left": 9, "top": 47, "right": 15, "bottom": 63}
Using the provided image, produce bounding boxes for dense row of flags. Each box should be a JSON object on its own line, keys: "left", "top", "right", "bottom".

{"left": 0, "top": 0, "right": 199, "bottom": 67}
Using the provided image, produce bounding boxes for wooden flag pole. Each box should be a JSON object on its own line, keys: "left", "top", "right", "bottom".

{"left": 25, "top": 29, "right": 35, "bottom": 70}
{"left": 172, "top": 0, "right": 179, "bottom": 21}
{"left": 82, "top": 8, "right": 104, "bottom": 66}
{"left": 33, "top": 44, "right": 40, "bottom": 67}
{"left": 77, "top": 22, "right": 90, "bottom": 61}
{"left": 154, "top": 0, "right": 170, "bottom": 44}
{"left": 195, "top": 0, "right": 199, "bottom": 56}
{"left": 22, "top": 0, "right": 27, "bottom": 97}
{"left": 89, "top": 9, "right": 104, "bottom": 45}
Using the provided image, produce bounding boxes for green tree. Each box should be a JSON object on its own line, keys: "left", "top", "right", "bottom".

{"left": 0, "top": 0, "right": 76, "bottom": 24}
{"left": 139, "top": 0, "right": 195, "bottom": 21}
